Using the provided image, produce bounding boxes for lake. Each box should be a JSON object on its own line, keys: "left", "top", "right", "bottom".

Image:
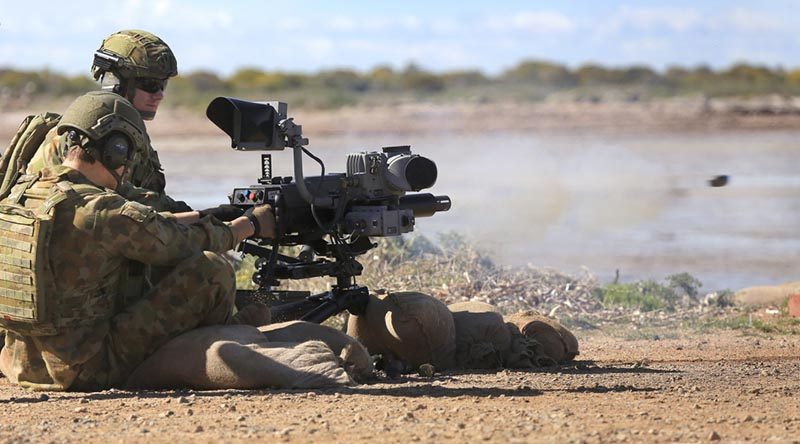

{"left": 156, "top": 128, "right": 800, "bottom": 292}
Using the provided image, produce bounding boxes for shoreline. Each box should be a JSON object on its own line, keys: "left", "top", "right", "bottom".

{"left": 2, "top": 98, "right": 800, "bottom": 143}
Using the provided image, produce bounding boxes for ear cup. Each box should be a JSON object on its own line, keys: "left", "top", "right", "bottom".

{"left": 100, "top": 133, "right": 131, "bottom": 170}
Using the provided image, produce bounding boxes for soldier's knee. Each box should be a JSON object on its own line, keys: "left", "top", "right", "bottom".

{"left": 201, "top": 251, "right": 236, "bottom": 287}
{"left": 181, "top": 251, "right": 235, "bottom": 287}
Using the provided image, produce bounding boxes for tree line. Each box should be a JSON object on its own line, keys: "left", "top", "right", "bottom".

{"left": 2, "top": 60, "right": 800, "bottom": 109}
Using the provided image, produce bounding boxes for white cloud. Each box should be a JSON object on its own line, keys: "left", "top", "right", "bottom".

{"left": 301, "top": 38, "right": 336, "bottom": 59}
{"left": 153, "top": 0, "right": 172, "bottom": 18}
{"left": 346, "top": 15, "right": 425, "bottom": 33}
{"left": 397, "top": 15, "right": 424, "bottom": 32}
{"left": 429, "top": 18, "right": 461, "bottom": 34}
{"left": 339, "top": 39, "right": 380, "bottom": 52}
{"left": 0, "top": 17, "right": 56, "bottom": 36}
{"left": 608, "top": 6, "right": 701, "bottom": 33}
{"left": 484, "top": 11, "right": 576, "bottom": 34}
{"left": 328, "top": 15, "right": 358, "bottom": 32}
{"left": 106, "top": 0, "right": 233, "bottom": 31}
{"left": 724, "top": 7, "right": 785, "bottom": 32}
{"left": 272, "top": 18, "right": 306, "bottom": 32}
{"left": 620, "top": 38, "right": 670, "bottom": 57}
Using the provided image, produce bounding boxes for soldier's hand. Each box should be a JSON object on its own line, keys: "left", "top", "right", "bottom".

{"left": 245, "top": 205, "right": 276, "bottom": 239}
{"left": 198, "top": 204, "right": 245, "bottom": 222}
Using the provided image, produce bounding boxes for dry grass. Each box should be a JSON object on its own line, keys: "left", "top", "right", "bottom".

{"left": 229, "top": 233, "right": 797, "bottom": 337}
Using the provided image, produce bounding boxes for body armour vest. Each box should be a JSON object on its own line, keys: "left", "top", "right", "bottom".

{"left": 0, "top": 172, "right": 106, "bottom": 336}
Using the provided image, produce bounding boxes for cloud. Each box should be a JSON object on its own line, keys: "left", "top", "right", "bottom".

{"left": 620, "top": 38, "right": 670, "bottom": 57}
{"left": 606, "top": 6, "right": 702, "bottom": 33}
{"left": 483, "top": 11, "right": 576, "bottom": 34}
{"left": 724, "top": 7, "right": 786, "bottom": 32}
{"left": 328, "top": 15, "right": 425, "bottom": 33}
{"left": 328, "top": 15, "right": 358, "bottom": 32}
{"left": 2, "top": 1, "right": 799, "bottom": 75}
{"left": 429, "top": 18, "right": 461, "bottom": 34}
{"left": 301, "top": 38, "right": 336, "bottom": 59}
{"left": 106, "top": 0, "right": 234, "bottom": 31}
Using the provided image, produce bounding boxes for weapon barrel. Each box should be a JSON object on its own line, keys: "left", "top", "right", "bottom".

{"left": 399, "top": 193, "right": 451, "bottom": 217}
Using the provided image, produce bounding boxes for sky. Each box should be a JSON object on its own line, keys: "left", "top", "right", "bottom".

{"left": 1, "top": 0, "right": 799, "bottom": 77}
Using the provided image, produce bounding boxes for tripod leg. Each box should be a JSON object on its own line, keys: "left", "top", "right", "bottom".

{"left": 299, "top": 300, "right": 343, "bottom": 324}
{"left": 299, "top": 287, "right": 370, "bottom": 324}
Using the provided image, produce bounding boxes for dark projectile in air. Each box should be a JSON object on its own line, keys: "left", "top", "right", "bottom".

{"left": 708, "top": 175, "right": 729, "bottom": 187}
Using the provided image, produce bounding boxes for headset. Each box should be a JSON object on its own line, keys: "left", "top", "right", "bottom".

{"left": 68, "top": 130, "right": 132, "bottom": 170}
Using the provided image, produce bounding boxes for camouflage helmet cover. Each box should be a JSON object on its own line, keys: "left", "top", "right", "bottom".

{"left": 57, "top": 91, "right": 148, "bottom": 158}
{"left": 92, "top": 29, "right": 178, "bottom": 81}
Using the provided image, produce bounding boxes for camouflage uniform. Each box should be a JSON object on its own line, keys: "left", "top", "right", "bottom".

{"left": 0, "top": 166, "right": 237, "bottom": 391}
{"left": 26, "top": 126, "right": 190, "bottom": 213}
{"left": 19, "top": 107, "right": 193, "bottom": 334}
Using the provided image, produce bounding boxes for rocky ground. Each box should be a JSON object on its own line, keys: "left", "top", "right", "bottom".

{"left": 1, "top": 326, "right": 799, "bottom": 443}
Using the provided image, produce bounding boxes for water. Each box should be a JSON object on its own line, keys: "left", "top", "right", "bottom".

{"left": 156, "top": 129, "right": 800, "bottom": 291}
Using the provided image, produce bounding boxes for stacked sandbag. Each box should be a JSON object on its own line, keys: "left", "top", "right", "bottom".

{"left": 505, "top": 322, "right": 563, "bottom": 367}
{"left": 347, "top": 291, "right": 456, "bottom": 370}
{"left": 125, "top": 325, "right": 353, "bottom": 390}
{"left": 447, "top": 301, "right": 559, "bottom": 368}
{"left": 447, "top": 301, "right": 511, "bottom": 369}
{"left": 259, "top": 320, "right": 373, "bottom": 381}
{"left": 506, "top": 310, "right": 579, "bottom": 363}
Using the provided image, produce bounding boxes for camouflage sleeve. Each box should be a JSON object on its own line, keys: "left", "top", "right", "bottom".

{"left": 81, "top": 196, "right": 236, "bottom": 266}
{"left": 124, "top": 142, "right": 167, "bottom": 194}
{"left": 116, "top": 180, "right": 192, "bottom": 213}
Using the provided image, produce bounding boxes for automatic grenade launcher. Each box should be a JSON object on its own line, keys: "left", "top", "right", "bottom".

{"left": 206, "top": 97, "right": 451, "bottom": 323}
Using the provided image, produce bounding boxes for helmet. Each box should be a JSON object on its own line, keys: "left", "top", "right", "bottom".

{"left": 91, "top": 30, "right": 177, "bottom": 119}
{"left": 92, "top": 30, "right": 178, "bottom": 82}
{"left": 57, "top": 91, "right": 147, "bottom": 171}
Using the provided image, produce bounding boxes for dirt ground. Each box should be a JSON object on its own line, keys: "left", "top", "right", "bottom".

{"left": 1, "top": 327, "right": 798, "bottom": 443}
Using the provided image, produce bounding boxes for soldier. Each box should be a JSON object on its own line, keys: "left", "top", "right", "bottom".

{"left": 26, "top": 29, "right": 241, "bottom": 220}
{"left": 0, "top": 91, "right": 275, "bottom": 391}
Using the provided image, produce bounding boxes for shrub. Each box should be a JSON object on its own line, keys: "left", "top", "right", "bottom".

{"left": 596, "top": 280, "right": 677, "bottom": 311}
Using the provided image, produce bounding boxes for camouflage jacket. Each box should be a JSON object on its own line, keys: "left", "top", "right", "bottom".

{"left": 25, "top": 126, "right": 191, "bottom": 213}
{"left": 0, "top": 166, "right": 235, "bottom": 391}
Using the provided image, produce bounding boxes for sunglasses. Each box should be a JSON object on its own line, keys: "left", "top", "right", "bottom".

{"left": 136, "top": 78, "right": 168, "bottom": 94}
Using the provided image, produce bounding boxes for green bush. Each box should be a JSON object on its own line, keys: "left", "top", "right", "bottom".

{"left": 594, "top": 272, "right": 707, "bottom": 311}
{"left": 666, "top": 272, "right": 703, "bottom": 300}
{"left": 597, "top": 281, "right": 673, "bottom": 311}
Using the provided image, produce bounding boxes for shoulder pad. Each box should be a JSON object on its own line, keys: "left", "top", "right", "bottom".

{"left": 119, "top": 200, "right": 157, "bottom": 223}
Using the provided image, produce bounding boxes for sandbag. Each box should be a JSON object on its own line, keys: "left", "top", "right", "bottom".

{"left": 734, "top": 281, "right": 800, "bottom": 306}
{"left": 259, "top": 320, "right": 373, "bottom": 381}
{"left": 506, "top": 311, "right": 579, "bottom": 363}
{"left": 448, "top": 301, "right": 510, "bottom": 369}
{"left": 347, "top": 291, "right": 456, "bottom": 370}
{"left": 124, "top": 325, "right": 353, "bottom": 390}
{"left": 504, "top": 322, "right": 555, "bottom": 368}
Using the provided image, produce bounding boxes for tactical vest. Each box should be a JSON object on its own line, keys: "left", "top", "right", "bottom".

{"left": 0, "top": 175, "right": 101, "bottom": 336}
